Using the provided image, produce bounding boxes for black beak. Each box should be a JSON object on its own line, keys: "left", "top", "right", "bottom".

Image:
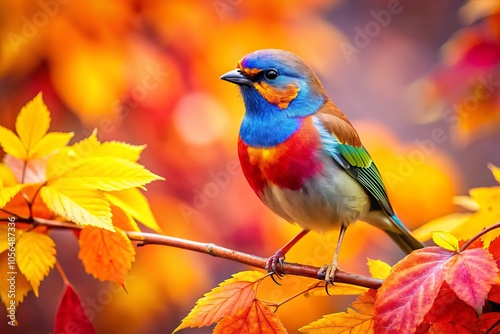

{"left": 220, "top": 69, "right": 252, "bottom": 86}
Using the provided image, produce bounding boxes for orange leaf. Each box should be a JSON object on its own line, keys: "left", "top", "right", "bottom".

{"left": 374, "top": 247, "right": 451, "bottom": 334}
{"left": 213, "top": 299, "right": 287, "bottom": 334}
{"left": 422, "top": 282, "right": 479, "bottom": 333}
{"left": 444, "top": 248, "right": 498, "bottom": 312}
{"left": 300, "top": 289, "right": 376, "bottom": 333}
{"left": 78, "top": 227, "right": 135, "bottom": 286}
{"left": 54, "top": 283, "right": 95, "bottom": 334}
{"left": 174, "top": 271, "right": 263, "bottom": 332}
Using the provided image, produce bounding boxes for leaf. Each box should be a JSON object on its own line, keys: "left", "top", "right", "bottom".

{"left": 374, "top": 247, "right": 451, "bottom": 334}
{"left": 0, "top": 126, "right": 25, "bottom": 160}
{"left": 70, "top": 132, "right": 145, "bottom": 162}
{"left": 174, "top": 271, "right": 264, "bottom": 332}
{"left": 15, "top": 92, "right": 51, "bottom": 156}
{"left": 481, "top": 313, "right": 500, "bottom": 334}
{"left": 110, "top": 205, "right": 140, "bottom": 232}
{"left": 47, "top": 157, "right": 163, "bottom": 191}
{"left": 105, "top": 188, "right": 162, "bottom": 233}
{"left": 16, "top": 230, "right": 56, "bottom": 297}
{"left": 54, "top": 282, "right": 96, "bottom": 334}
{"left": 300, "top": 290, "right": 376, "bottom": 334}
{"left": 0, "top": 183, "right": 24, "bottom": 209}
{"left": 4, "top": 154, "right": 48, "bottom": 183}
{"left": 444, "top": 247, "right": 498, "bottom": 312}
{"left": 40, "top": 182, "right": 113, "bottom": 230}
{"left": 423, "top": 282, "right": 479, "bottom": 333}
{"left": 412, "top": 213, "right": 473, "bottom": 242}
{"left": 488, "top": 285, "right": 500, "bottom": 303}
{"left": 214, "top": 299, "right": 287, "bottom": 334}
{"left": 30, "top": 132, "right": 74, "bottom": 159}
{"left": 78, "top": 227, "right": 135, "bottom": 285}
{"left": 0, "top": 163, "right": 18, "bottom": 186}
{"left": 453, "top": 196, "right": 480, "bottom": 211}
{"left": 432, "top": 231, "right": 460, "bottom": 251}
{"left": 0, "top": 250, "right": 32, "bottom": 310}
{"left": 367, "top": 258, "right": 391, "bottom": 280}
{"left": 304, "top": 283, "right": 368, "bottom": 297}
{"left": 489, "top": 236, "right": 500, "bottom": 270}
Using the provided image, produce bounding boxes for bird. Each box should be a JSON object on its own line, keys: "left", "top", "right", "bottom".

{"left": 220, "top": 49, "right": 424, "bottom": 283}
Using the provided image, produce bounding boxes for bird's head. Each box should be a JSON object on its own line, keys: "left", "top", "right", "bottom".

{"left": 220, "top": 49, "right": 327, "bottom": 118}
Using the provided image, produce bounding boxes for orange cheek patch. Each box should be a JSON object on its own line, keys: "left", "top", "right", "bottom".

{"left": 253, "top": 81, "right": 299, "bottom": 109}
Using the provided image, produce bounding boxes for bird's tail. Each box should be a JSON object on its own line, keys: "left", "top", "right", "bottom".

{"left": 384, "top": 214, "right": 425, "bottom": 254}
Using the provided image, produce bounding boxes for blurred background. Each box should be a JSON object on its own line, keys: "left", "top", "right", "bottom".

{"left": 0, "top": 0, "right": 499, "bottom": 333}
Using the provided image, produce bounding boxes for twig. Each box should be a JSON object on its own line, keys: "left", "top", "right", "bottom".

{"left": 460, "top": 222, "right": 500, "bottom": 251}
{"left": 10, "top": 218, "right": 384, "bottom": 290}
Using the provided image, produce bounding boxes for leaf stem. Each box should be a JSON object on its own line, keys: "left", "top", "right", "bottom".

{"left": 460, "top": 222, "right": 500, "bottom": 251}
{"left": 55, "top": 260, "right": 69, "bottom": 285}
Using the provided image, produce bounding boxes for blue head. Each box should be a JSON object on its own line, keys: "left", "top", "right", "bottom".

{"left": 221, "top": 49, "right": 327, "bottom": 147}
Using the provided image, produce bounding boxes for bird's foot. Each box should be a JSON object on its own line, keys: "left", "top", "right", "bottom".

{"left": 318, "top": 259, "right": 339, "bottom": 294}
{"left": 265, "top": 249, "right": 286, "bottom": 277}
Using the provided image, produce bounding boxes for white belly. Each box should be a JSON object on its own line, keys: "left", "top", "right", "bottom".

{"left": 260, "top": 153, "right": 370, "bottom": 232}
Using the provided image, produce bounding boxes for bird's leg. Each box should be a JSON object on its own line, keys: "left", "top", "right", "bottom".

{"left": 324, "top": 224, "right": 347, "bottom": 285}
{"left": 266, "top": 229, "right": 309, "bottom": 277}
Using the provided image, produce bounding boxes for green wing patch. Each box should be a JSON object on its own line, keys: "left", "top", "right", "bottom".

{"left": 338, "top": 144, "right": 372, "bottom": 168}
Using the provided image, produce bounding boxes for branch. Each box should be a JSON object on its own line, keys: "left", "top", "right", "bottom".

{"left": 20, "top": 218, "right": 383, "bottom": 290}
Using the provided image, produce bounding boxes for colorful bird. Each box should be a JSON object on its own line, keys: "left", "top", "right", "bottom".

{"left": 220, "top": 49, "right": 424, "bottom": 283}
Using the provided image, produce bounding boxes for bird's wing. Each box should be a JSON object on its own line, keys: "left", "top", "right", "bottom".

{"left": 313, "top": 101, "right": 395, "bottom": 217}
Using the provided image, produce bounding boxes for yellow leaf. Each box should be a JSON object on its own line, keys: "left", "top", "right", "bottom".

{"left": 30, "top": 132, "right": 74, "bottom": 159}
{"left": 489, "top": 164, "right": 500, "bottom": 184}
{"left": 16, "top": 231, "right": 56, "bottom": 297}
{"left": 0, "top": 251, "right": 32, "bottom": 309}
{"left": 97, "top": 141, "right": 145, "bottom": 162}
{"left": 431, "top": 231, "right": 459, "bottom": 251}
{"left": 0, "top": 126, "right": 25, "bottom": 160}
{"left": 213, "top": 299, "right": 287, "bottom": 334}
{"left": 15, "top": 93, "right": 50, "bottom": 156}
{"left": 304, "top": 283, "right": 368, "bottom": 297}
{"left": 68, "top": 132, "right": 144, "bottom": 161}
{"left": 78, "top": 227, "right": 135, "bottom": 285}
{"left": 45, "top": 147, "right": 78, "bottom": 180}
{"left": 40, "top": 182, "right": 113, "bottom": 230}
{"left": 0, "top": 163, "right": 18, "bottom": 186}
{"left": 412, "top": 213, "right": 473, "bottom": 242}
{"left": 105, "top": 188, "right": 162, "bottom": 233}
{"left": 174, "top": 271, "right": 264, "bottom": 332}
{"left": 367, "top": 258, "right": 391, "bottom": 280}
{"left": 300, "top": 290, "right": 376, "bottom": 333}
{"left": 0, "top": 184, "right": 24, "bottom": 209}
{"left": 47, "top": 157, "right": 164, "bottom": 191}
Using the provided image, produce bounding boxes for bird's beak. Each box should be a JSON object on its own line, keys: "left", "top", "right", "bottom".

{"left": 220, "top": 69, "right": 252, "bottom": 87}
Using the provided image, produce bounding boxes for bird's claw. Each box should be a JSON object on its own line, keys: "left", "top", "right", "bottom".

{"left": 265, "top": 250, "right": 286, "bottom": 277}
{"left": 318, "top": 263, "right": 338, "bottom": 295}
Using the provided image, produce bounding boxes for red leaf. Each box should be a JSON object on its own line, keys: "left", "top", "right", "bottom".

{"left": 489, "top": 236, "right": 500, "bottom": 269}
{"left": 489, "top": 285, "right": 500, "bottom": 303}
{"left": 481, "top": 313, "right": 500, "bottom": 334}
{"left": 374, "top": 247, "right": 451, "bottom": 334}
{"left": 54, "top": 283, "right": 95, "bottom": 334}
{"left": 444, "top": 248, "right": 498, "bottom": 312}
{"left": 459, "top": 239, "right": 484, "bottom": 250}
{"left": 424, "top": 282, "right": 480, "bottom": 333}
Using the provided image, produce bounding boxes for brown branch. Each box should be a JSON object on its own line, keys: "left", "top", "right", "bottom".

{"left": 14, "top": 218, "right": 383, "bottom": 290}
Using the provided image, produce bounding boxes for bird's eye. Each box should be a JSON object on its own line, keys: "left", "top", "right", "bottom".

{"left": 264, "top": 69, "right": 279, "bottom": 80}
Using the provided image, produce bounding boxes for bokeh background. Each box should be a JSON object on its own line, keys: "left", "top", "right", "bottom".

{"left": 1, "top": 0, "right": 499, "bottom": 333}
